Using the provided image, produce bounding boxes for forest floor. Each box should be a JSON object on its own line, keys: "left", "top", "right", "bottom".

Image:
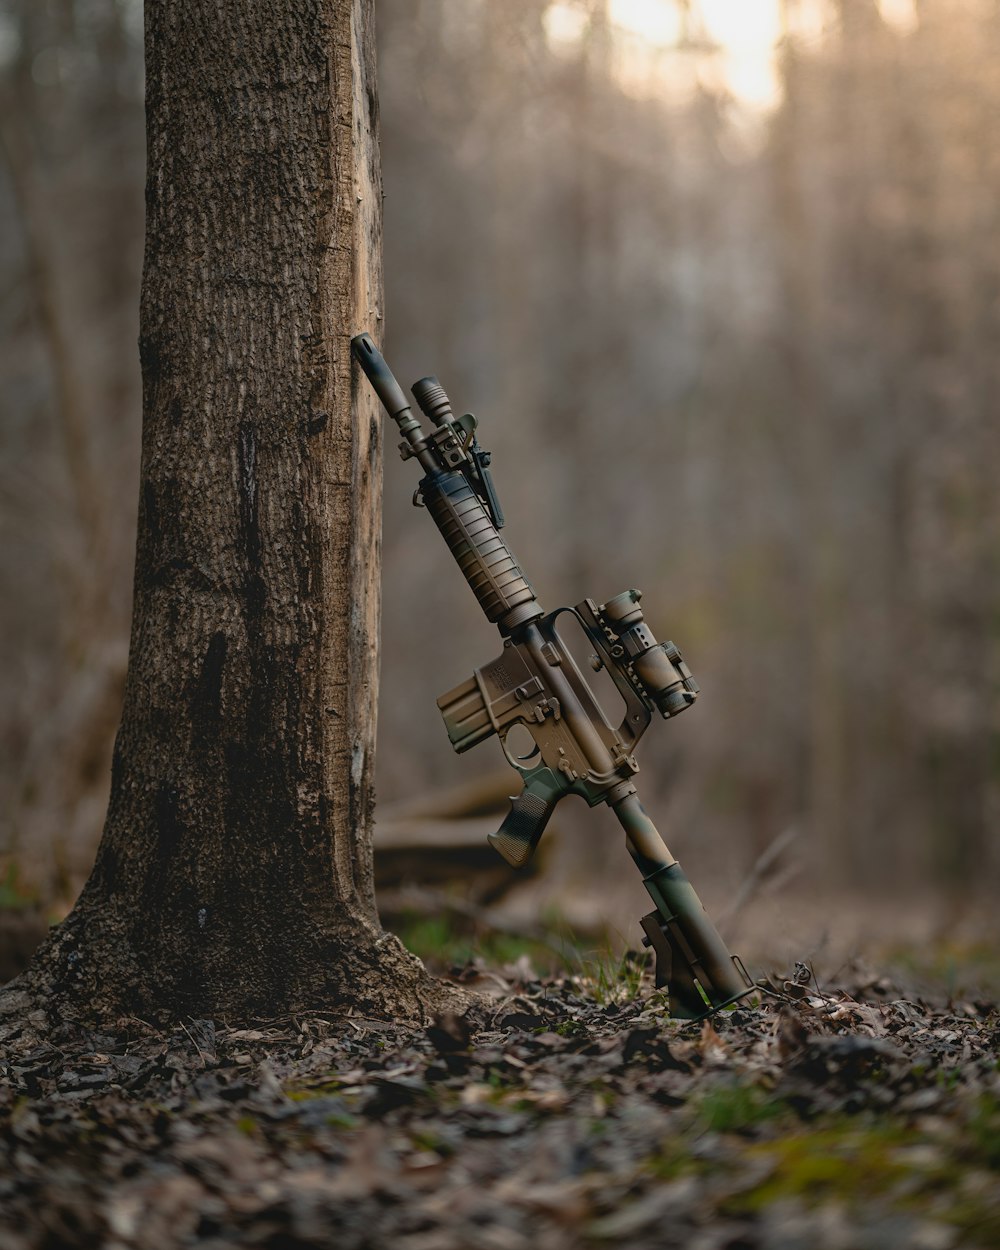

{"left": 0, "top": 940, "right": 998, "bottom": 1250}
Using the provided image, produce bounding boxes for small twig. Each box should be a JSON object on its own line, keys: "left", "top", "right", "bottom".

{"left": 718, "top": 826, "right": 799, "bottom": 940}
{"left": 754, "top": 982, "right": 801, "bottom": 1007}
{"left": 808, "top": 959, "right": 827, "bottom": 999}
{"left": 179, "top": 1019, "right": 206, "bottom": 1064}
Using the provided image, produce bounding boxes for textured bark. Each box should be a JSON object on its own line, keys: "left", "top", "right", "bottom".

{"left": 5, "top": 0, "right": 459, "bottom": 1024}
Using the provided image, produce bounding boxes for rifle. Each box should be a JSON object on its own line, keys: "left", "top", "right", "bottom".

{"left": 352, "top": 334, "right": 754, "bottom": 1019}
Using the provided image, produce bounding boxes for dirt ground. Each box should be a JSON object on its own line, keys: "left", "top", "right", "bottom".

{"left": 1, "top": 940, "right": 998, "bottom": 1250}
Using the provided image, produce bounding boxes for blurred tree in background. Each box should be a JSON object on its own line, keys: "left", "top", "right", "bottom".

{"left": 0, "top": 0, "right": 144, "bottom": 899}
{"left": 1, "top": 0, "right": 997, "bottom": 918}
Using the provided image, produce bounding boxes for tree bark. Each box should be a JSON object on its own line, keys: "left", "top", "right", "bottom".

{"left": 4, "top": 0, "right": 459, "bottom": 1025}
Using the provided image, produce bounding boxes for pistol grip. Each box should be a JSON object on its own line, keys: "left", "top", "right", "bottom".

{"left": 488, "top": 789, "right": 556, "bottom": 868}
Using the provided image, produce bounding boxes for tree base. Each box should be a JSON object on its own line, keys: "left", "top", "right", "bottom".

{"left": 0, "top": 896, "right": 473, "bottom": 1036}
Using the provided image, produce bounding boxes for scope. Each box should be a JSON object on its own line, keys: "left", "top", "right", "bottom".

{"left": 599, "top": 589, "right": 699, "bottom": 719}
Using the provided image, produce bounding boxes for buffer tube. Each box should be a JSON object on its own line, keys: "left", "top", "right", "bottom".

{"left": 614, "top": 791, "right": 753, "bottom": 1018}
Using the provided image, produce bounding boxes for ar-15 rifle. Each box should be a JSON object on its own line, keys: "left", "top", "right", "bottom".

{"left": 352, "top": 333, "right": 754, "bottom": 1019}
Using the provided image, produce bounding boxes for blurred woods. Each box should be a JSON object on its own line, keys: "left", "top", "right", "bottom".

{"left": 1, "top": 0, "right": 998, "bottom": 922}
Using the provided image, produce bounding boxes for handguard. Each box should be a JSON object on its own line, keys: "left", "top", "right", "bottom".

{"left": 352, "top": 333, "right": 756, "bottom": 1022}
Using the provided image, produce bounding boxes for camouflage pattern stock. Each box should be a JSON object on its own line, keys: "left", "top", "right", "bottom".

{"left": 614, "top": 793, "right": 754, "bottom": 1016}
{"left": 351, "top": 333, "right": 754, "bottom": 1021}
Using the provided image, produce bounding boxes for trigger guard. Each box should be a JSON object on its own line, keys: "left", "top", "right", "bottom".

{"left": 500, "top": 728, "right": 542, "bottom": 772}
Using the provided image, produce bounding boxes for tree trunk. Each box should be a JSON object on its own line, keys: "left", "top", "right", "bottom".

{"left": 4, "top": 0, "right": 458, "bottom": 1025}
